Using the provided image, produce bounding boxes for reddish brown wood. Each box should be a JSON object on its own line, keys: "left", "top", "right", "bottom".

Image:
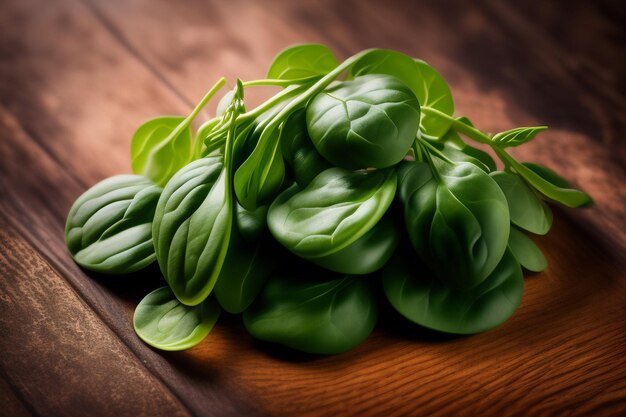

{"left": 1, "top": 0, "right": 625, "bottom": 416}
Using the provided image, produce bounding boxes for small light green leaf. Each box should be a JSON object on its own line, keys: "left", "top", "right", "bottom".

{"left": 244, "top": 275, "right": 378, "bottom": 354}
{"left": 133, "top": 287, "right": 220, "bottom": 351}
{"left": 507, "top": 227, "right": 547, "bottom": 272}
{"left": 65, "top": 175, "right": 161, "bottom": 274}
{"left": 267, "top": 44, "right": 339, "bottom": 81}
{"left": 383, "top": 250, "right": 523, "bottom": 334}
{"left": 490, "top": 171, "right": 553, "bottom": 235}
{"left": 131, "top": 116, "right": 192, "bottom": 186}
{"left": 493, "top": 126, "right": 548, "bottom": 148}
{"left": 194, "top": 118, "right": 220, "bottom": 158}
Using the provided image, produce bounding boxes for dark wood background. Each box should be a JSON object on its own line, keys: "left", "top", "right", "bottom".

{"left": 1, "top": 0, "right": 625, "bottom": 416}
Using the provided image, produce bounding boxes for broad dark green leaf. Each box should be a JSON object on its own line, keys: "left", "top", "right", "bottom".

{"left": 490, "top": 171, "right": 553, "bottom": 235}
{"left": 267, "top": 44, "right": 339, "bottom": 81}
{"left": 398, "top": 161, "right": 510, "bottom": 289}
{"left": 244, "top": 275, "right": 378, "bottom": 354}
{"left": 383, "top": 250, "right": 523, "bottom": 334}
{"left": 493, "top": 126, "right": 547, "bottom": 148}
{"left": 213, "top": 231, "right": 272, "bottom": 313}
{"left": 133, "top": 286, "right": 220, "bottom": 351}
{"left": 280, "top": 109, "right": 331, "bottom": 187}
{"left": 65, "top": 175, "right": 161, "bottom": 274}
{"left": 152, "top": 156, "right": 232, "bottom": 305}
{"left": 268, "top": 167, "right": 397, "bottom": 259}
{"left": 131, "top": 116, "right": 193, "bottom": 186}
{"left": 306, "top": 74, "right": 420, "bottom": 169}
{"left": 309, "top": 216, "right": 400, "bottom": 274}
{"left": 507, "top": 226, "right": 547, "bottom": 272}
{"left": 349, "top": 49, "right": 454, "bottom": 138}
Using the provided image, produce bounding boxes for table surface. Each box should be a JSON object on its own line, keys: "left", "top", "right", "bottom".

{"left": 1, "top": 0, "right": 625, "bottom": 416}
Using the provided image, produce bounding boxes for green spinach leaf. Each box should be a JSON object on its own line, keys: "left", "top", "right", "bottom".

{"left": 383, "top": 250, "right": 523, "bottom": 334}
{"left": 398, "top": 160, "right": 510, "bottom": 289}
{"left": 131, "top": 78, "right": 225, "bottom": 186}
{"left": 267, "top": 44, "right": 339, "bottom": 81}
{"left": 493, "top": 126, "right": 547, "bottom": 148}
{"left": 507, "top": 226, "right": 547, "bottom": 272}
{"left": 133, "top": 286, "right": 220, "bottom": 351}
{"left": 349, "top": 50, "right": 454, "bottom": 138}
{"left": 244, "top": 274, "right": 378, "bottom": 354}
{"left": 306, "top": 74, "right": 420, "bottom": 169}
{"left": 490, "top": 171, "right": 553, "bottom": 235}
{"left": 65, "top": 175, "right": 161, "bottom": 274}
{"left": 268, "top": 167, "right": 397, "bottom": 259}
{"left": 280, "top": 108, "right": 331, "bottom": 187}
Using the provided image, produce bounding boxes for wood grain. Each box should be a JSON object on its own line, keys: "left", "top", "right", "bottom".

{"left": 1, "top": 0, "right": 625, "bottom": 416}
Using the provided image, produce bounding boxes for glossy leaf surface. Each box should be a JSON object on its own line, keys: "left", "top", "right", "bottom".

{"left": 268, "top": 167, "right": 397, "bottom": 258}
{"left": 349, "top": 49, "right": 454, "bottom": 138}
{"left": 65, "top": 175, "right": 161, "bottom": 274}
{"left": 399, "top": 161, "right": 510, "bottom": 289}
{"left": 152, "top": 156, "right": 232, "bottom": 305}
{"left": 306, "top": 74, "right": 420, "bottom": 169}
{"left": 133, "top": 287, "right": 220, "bottom": 351}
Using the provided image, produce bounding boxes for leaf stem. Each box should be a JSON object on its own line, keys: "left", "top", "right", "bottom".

{"left": 242, "top": 77, "right": 320, "bottom": 87}
{"left": 422, "top": 106, "right": 493, "bottom": 145}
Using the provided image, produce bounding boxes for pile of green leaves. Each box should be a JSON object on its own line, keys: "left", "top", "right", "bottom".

{"left": 65, "top": 45, "right": 592, "bottom": 354}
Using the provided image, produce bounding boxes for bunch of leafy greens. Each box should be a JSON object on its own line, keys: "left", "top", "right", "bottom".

{"left": 65, "top": 45, "right": 592, "bottom": 355}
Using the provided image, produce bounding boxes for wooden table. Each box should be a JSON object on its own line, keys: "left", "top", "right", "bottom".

{"left": 1, "top": 1, "right": 625, "bottom": 416}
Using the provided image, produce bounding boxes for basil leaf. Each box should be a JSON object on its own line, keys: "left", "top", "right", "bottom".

{"left": 65, "top": 175, "right": 161, "bottom": 274}
{"left": 280, "top": 108, "right": 331, "bottom": 187}
{"left": 133, "top": 287, "right": 220, "bottom": 351}
{"left": 398, "top": 161, "right": 510, "bottom": 289}
{"left": 349, "top": 50, "right": 454, "bottom": 138}
{"left": 493, "top": 126, "right": 547, "bottom": 148}
{"left": 268, "top": 167, "right": 397, "bottom": 259}
{"left": 243, "top": 275, "right": 378, "bottom": 354}
{"left": 507, "top": 227, "right": 547, "bottom": 272}
{"left": 383, "top": 250, "right": 523, "bottom": 334}
{"left": 306, "top": 74, "right": 420, "bottom": 169}
{"left": 152, "top": 156, "right": 232, "bottom": 305}
{"left": 213, "top": 231, "right": 272, "bottom": 314}
{"left": 490, "top": 171, "right": 553, "bottom": 235}
{"left": 267, "top": 44, "right": 339, "bottom": 81}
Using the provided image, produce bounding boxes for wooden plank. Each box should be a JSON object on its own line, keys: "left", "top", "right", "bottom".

{"left": 0, "top": 220, "right": 190, "bottom": 417}
{"left": 0, "top": 374, "right": 33, "bottom": 417}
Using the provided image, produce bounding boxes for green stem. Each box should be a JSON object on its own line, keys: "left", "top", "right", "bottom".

{"left": 419, "top": 138, "right": 454, "bottom": 164}
{"left": 162, "top": 77, "right": 226, "bottom": 146}
{"left": 421, "top": 106, "right": 493, "bottom": 145}
{"left": 238, "top": 84, "right": 309, "bottom": 123}
{"left": 242, "top": 77, "right": 319, "bottom": 87}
